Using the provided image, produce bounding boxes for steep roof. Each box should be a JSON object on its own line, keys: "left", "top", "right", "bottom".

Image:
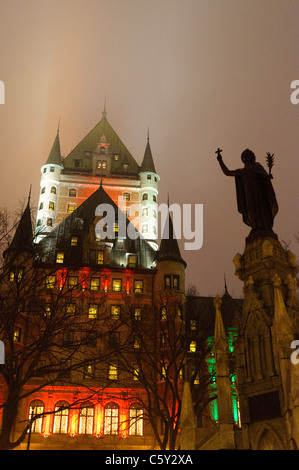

{"left": 46, "top": 130, "right": 62, "bottom": 166}
{"left": 62, "top": 112, "right": 140, "bottom": 176}
{"left": 5, "top": 199, "right": 33, "bottom": 254}
{"left": 158, "top": 210, "right": 186, "bottom": 267}
{"left": 140, "top": 138, "right": 156, "bottom": 173}
{"left": 37, "top": 184, "right": 156, "bottom": 269}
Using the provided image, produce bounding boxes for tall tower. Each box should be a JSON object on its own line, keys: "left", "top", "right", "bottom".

{"left": 35, "top": 128, "right": 62, "bottom": 241}
{"left": 139, "top": 132, "right": 159, "bottom": 250}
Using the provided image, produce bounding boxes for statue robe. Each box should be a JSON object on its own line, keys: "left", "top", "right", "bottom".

{"left": 234, "top": 162, "right": 278, "bottom": 232}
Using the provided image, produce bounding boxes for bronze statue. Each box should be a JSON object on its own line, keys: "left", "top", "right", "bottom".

{"left": 216, "top": 148, "right": 278, "bottom": 240}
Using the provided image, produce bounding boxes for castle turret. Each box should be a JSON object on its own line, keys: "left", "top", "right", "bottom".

{"left": 35, "top": 129, "right": 63, "bottom": 240}
{"left": 139, "top": 133, "right": 159, "bottom": 250}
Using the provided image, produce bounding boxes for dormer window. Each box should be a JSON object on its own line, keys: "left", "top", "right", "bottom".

{"left": 56, "top": 252, "right": 64, "bottom": 264}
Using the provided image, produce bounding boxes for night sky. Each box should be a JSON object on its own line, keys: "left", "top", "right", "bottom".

{"left": 0, "top": 0, "right": 298, "bottom": 297}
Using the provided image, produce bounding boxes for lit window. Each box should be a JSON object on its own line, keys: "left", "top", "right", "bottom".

{"left": 128, "top": 255, "right": 137, "bottom": 267}
{"left": 161, "top": 307, "right": 167, "bottom": 320}
{"left": 46, "top": 275, "right": 56, "bottom": 289}
{"left": 97, "top": 251, "right": 104, "bottom": 265}
{"left": 133, "top": 337, "right": 141, "bottom": 349}
{"left": 142, "top": 193, "right": 148, "bottom": 201}
{"left": 134, "top": 308, "right": 142, "bottom": 321}
{"left": 173, "top": 275, "right": 180, "bottom": 290}
{"left": 111, "top": 305, "right": 121, "bottom": 320}
{"left": 189, "top": 340, "right": 197, "bottom": 352}
{"left": 153, "top": 209, "right": 156, "bottom": 218}
{"left": 13, "top": 326, "right": 22, "bottom": 342}
{"left": 90, "top": 277, "right": 100, "bottom": 291}
{"left": 51, "top": 186, "right": 56, "bottom": 194}
{"left": 49, "top": 201, "right": 54, "bottom": 210}
{"left": 88, "top": 304, "right": 98, "bottom": 319}
{"left": 70, "top": 237, "right": 78, "bottom": 246}
{"left": 83, "top": 364, "right": 95, "bottom": 379}
{"left": 142, "top": 208, "right": 148, "bottom": 217}
{"left": 112, "top": 279, "right": 122, "bottom": 292}
{"left": 79, "top": 405, "right": 94, "bottom": 435}
{"left": 123, "top": 163, "right": 128, "bottom": 169}
{"left": 108, "top": 365, "right": 118, "bottom": 381}
{"left": 29, "top": 400, "right": 44, "bottom": 433}
{"left": 53, "top": 401, "right": 69, "bottom": 434}
{"left": 47, "top": 218, "right": 53, "bottom": 227}
{"left": 134, "top": 280, "right": 143, "bottom": 293}
{"left": 129, "top": 405, "right": 143, "bottom": 436}
{"left": 114, "top": 154, "right": 119, "bottom": 161}
{"left": 133, "top": 364, "right": 140, "bottom": 381}
{"left": 56, "top": 252, "right": 64, "bottom": 264}
{"left": 67, "top": 204, "right": 75, "bottom": 213}
{"left": 69, "top": 188, "right": 76, "bottom": 197}
{"left": 104, "top": 403, "right": 119, "bottom": 435}
{"left": 17, "top": 269, "right": 24, "bottom": 282}
{"left": 142, "top": 224, "right": 148, "bottom": 233}
{"left": 66, "top": 303, "right": 76, "bottom": 316}
{"left": 68, "top": 276, "right": 78, "bottom": 290}
{"left": 164, "top": 275, "right": 171, "bottom": 289}
{"left": 161, "top": 365, "right": 167, "bottom": 380}
{"left": 96, "top": 160, "right": 107, "bottom": 169}
{"left": 113, "top": 223, "right": 118, "bottom": 233}
{"left": 123, "top": 192, "right": 130, "bottom": 201}
{"left": 9, "top": 271, "right": 15, "bottom": 282}
{"left": 44, "top": 304, "right": 51, "bottom": 317}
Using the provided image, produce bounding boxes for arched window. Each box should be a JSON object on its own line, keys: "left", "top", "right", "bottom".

{"left": 53, "top": 401, "right": 69, "bottom": 434}
{"left": 41, "top": 187, "right": 45, "bottom": 194}
{"left": 142, "top": 193, "right": 148, "bottom": 201}
{"left": 153, "top": 195, "right": 157, "bottom": 202}
{"left": 104, "top": 402, "right": 119, "bottom": 435}
{"left": 51, "top": 186, "right": 57, "bottom": 195}
{"left": 129, "top": 404, "right": 143, "bottom": 436}
{"left": 79, "top": 403, "right": 94, "bottom": 435}
{"left": 28, "top": 400, "right": 45, "bottom": 433}
{"left": 123, "top": 192, "right": 130, "bottom": 202}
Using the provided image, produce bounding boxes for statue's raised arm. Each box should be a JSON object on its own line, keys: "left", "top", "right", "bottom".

{"left": 216, "top": 148, "right": 278, "bottom": 241}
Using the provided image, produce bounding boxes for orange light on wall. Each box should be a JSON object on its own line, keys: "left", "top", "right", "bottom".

{"left": 80, "top": 268, "right": 90, "bottom": 291}
{"left": 95, "top": 403, "right": 104, "bottom": 436}
{"left": 57, "top": 268, "right": 67, "bottom": 290}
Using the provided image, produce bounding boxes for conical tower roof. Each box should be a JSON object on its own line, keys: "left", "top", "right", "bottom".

{"left": 158, "top": 209, "right": 186, "bottom": 267}
{"left": 140, "top": 135, "right": 156, "bottom": 173}
{"left": 5, "top": 198, "right": 33, "bottom": 254}
{"left": 46, "top": 130, "right": 62, "bottom": 166}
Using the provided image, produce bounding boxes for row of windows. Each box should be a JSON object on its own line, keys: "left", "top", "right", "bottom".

{"left": 28, "top": 400, "right": 143, "bottom": 436}
{"left": 38, "top": 201, "right": 76, "bottom": 213}
{"left": 46, "top": 275, "right": 144, "bottom": 293}
{"left": 142, "top": 193, "right": 157, "bottom": 202}
{"left": 41, "top": 187, "right": 77, "bottom": 197}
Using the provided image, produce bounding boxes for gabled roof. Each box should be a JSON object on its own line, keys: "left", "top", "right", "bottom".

{"left": 158, "top": 210, "right": 186, "bottom": 267}
{"left": 140, "top": 138, "right": 156, "bottom": 173}
{"left": 46, "top": 130, "right": 62, "bottom": 166}
{"left": 62, "top": 112, "right": 140, "bottom": 176}
{"left": 37, "top": 184, "right": 156, "bottom": 269}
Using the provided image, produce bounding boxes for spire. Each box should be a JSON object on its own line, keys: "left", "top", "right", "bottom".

{"left": 140, "top": 132, "right": 156, "bottom": 173}
{"left": 213, "top": 296, "right": 227, "bottom": 347}
{"left": 5, "top": 197, "right": 33, "bottom": 254}
{"left": 158, "top": 208, "right": 186, "bottom": 267}
{"left": 102, "top": 94, "right": 107, "bottom": 119}
{"left": 46, "top": 128, "right": 62, "bottom": 166}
